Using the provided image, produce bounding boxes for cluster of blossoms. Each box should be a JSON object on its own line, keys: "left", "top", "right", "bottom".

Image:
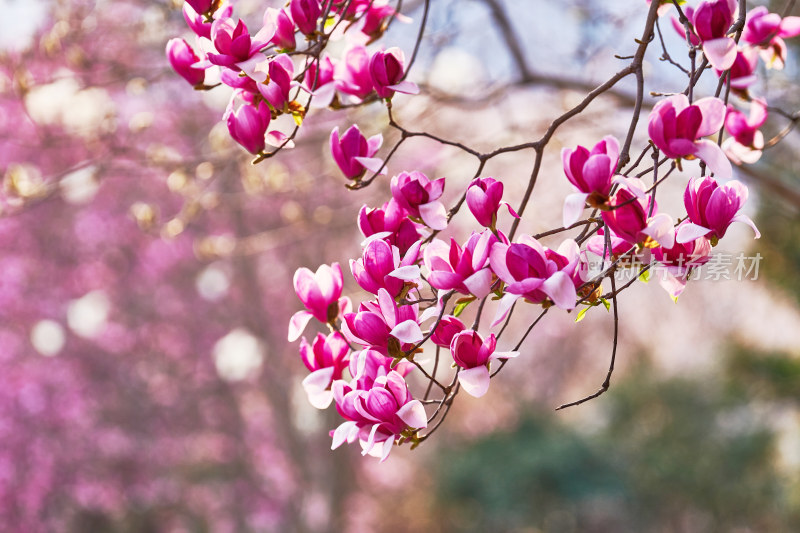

{"left": 665, "top": 0, "right": 800, "bottom": 164}
{"left": 166, "top": 0, "right": 418, "bottom": 158}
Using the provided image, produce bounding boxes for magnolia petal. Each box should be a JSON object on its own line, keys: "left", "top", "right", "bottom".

{"left": 732, "top": 213, "right": 761, "bottom": 239}
{"left": 491, "top": 292, "right": 519, "bottom": 328}
{"left": 490, "top": 351, "right": 520, "bottom": 361}
{"left": 387, "top": 80, "right": 420, "bottom": 95}
{"left": 419, "top": 304, "right": 442, "bottom": 324}
{"left": 541, "top": 271, "right": 577, "bottom": 310}
{"left": 658, "top": 267, "right": 688, "bottom": 299}
{"left": 288, "top": 310, "right": 314, "bottom": 341}
{"left": 354, "top": 156, "right": 386, "bottom": 174}
{"left": 642, "top": 213, "right": 676, "bottom": 249}
{"left": 694, "top": 97, "right": 727, "bottom": 138}
{"left": 361, "top": 231, "right": 393, "bottom": 246}
{"left": 361, "top": 424, "right": 381, "bottom": 456}
{"left": 463, "top": 268, "right": 493, "bottom": 298}
{"left": 331, "top": 421, "right": 358, "bottom": 450}
{"left": 389, "top": 265, "right": 421, "bottom": 281}
{"left": 379, "top": 436, "right": 394, "bottom": 462}
{"left": 397, "top": 400, "right": 428, "bottom": 429}
{"left": 390, "top": 320, "right": 424, "bottom": 344}
{"left": 503, "top": 201, "right": 521, "bottom": 219}
{"left": 419, "top": 201, "right": 448, "bottom": 230}
{"left": 702, "top": 38, "right": 737, "bottom": 71}
{"left": 779, "top": 16, "right": 800, "bottom": 38}
{"left": 302, "top": 368, "right": 336, "bottom": 409}
{"left": 676, "top": 222, "right": 712, "bottom": 244}
{"left": 458, "top": 366, "right": 491, "bottom": 398}
{"left": 563, "top": 192, "right": 589, "bottom": 228}
{"left": 693, "top": 139, "right": 732, "bottom": 179}
{"left": 367, "top": 133, "right": 383, "bottom": 155}
{"left": 266, "top": 130, "right": 295, "bottom": 148}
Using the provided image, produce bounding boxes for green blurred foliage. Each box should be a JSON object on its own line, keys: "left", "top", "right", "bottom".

{"left": 435, "top": 368, "right": 799, "bottom": 532}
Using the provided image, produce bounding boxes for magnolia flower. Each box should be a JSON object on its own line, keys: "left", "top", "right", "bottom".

{"left": 390, "top": 171, "right": 447, "bottom": 230}
{"left": 288, "top": 262, "right": 349, "bottom": 341}
{"left": 423, "top": 231, "right": 498, "bottom": 298}
{"left": 369, "top": 48, "right": 419, "bottom": 99}
{"left": 466, "top": 177, "right": 518, "bottom": 229}
{"left": 262, "top": 7, "right": 296, "bottom": 51}
{"left": 561, "top": 135, "right": 620, "bottom": 226}
{"left": 350, "top": 238, "right": 421, "bottom": 297}
{"left": 601, "top": 178, "right": 675, "bottom": 250}
{"left": 335, "top": 45, "right": 375, "bottom": 102}
{"left": 225, "top": 96, "right": 271, "bottom": 154}
{"left": 207, "top": 17, "right": 269, "bottom": 74}
{"left": 647, "top": 94, "right": 731, "bottom": 179}
{"left": 716, "top": 48, "right": 758, "bottom": 89}
{"left": 430, "top": 315, "right": 466, "bottom": 348}
{"left": 300, "top": 332, "right": 350, "bottom": 409}
{"left": 677, "top": 176, "right": 760, "bottom": 243}
{"left": 450, "top": 330, "right": 518, "bottom": 397}
{"left": 358, "top": 199, "right": 422, "bottom": 256}
{"left": 653, "top": 222, "right": 712, "bottom": 299}
{"left": 165, "top": 38, "right": 205, "bottom": 88}
{"left": 331, "top": 370, "right": 427, "bottom": 461}
{"left": 489, "top": 236, "right": 581, "bottom": 326}
{"left": 290, "top": 0, "right": 322, "bottom": 35}
{"left": 183, "top": 1, "right": 233, "bottom": 40}
{"left": 693, "top": 0, "right": 738, "bottom": 70}
{"left": 341, "top": 289, "right": 423, "bottom": 355}
{"left": 256, "top": 54, "right": 296, "bottom": 112}
{"left": 742, "top": 6, "right": 800, "bottom": 69}
{"left": 723, "top": 99, "right": 767, "bottom": 165}
{"left": 330, "top": 125, "right": 384, "bottom": 180}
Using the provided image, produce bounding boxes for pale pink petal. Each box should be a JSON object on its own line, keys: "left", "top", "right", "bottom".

{"left": 302, "top": 368, "right": 336, "bottom": 409}
{"left": 463, "top": 268, "right": 494, "bottom": 298}
{"left": 354, "top": 156, "right": 386, "bottom": 174}
{"left": 694, "top": 97, "right": 727, "bottom": 137}
{"left": 693, "top": 139, "right": 732, "bottom": 179}
{"left": 657, "top": 268, "right": 687, "bottom": 299}
{"left": 367, "top": 133, "right": 384, "bottom": 155}
{"left": 489, "top": 351, "right": 520, "bottom": 361}
{"left": 491, "top": 293, "right": 519, "bottom": 328}
{"left": 266, "top": 130, "right": 294, "bottom": 148}
{"left": 397, "top": 400, "right": 428, "bottom": 429}
{"left": 361, "top": 424, "right": 381, "bottom": 456}
{"left": 563, "top": 192, "right": 589, "bottom": 227}
{"left": 288, "top": 310, "right": 314, "bottom": 341}
{"left": 779, "top": 16, "right": 800, "bottom": 38}
{"left": 389, "top": 265, "right": 420, "bottom": 281}
{"left": 541, "top": 271, "right": 577, "bottom": 310}
{"left": 378, "top": 437, "right": 394, "bottom": 462}
{"left": 458, "top": 366, "right": 491, "bottom": 398}
{"left": 390, "top": 320, "right": 424, "bottom": 344}
{"left": 387, "top": 80, "right": 420, "bottom": 94}
{"left": 419, "top": 201, "right": 448, "bottom": 230}
{"left": 642, "top": 213, "right": 675, "bottom": 249}
{"left": 676, "top": 223, "right": 712, "bottom": 244}
{"left": 331, "top": 421, "right": 358, "bottom": 449}
{"left": 701, "top": 38, "right": 737, "bottom": 71}
{"left": 308, "top": 83, "right": 336, "bottom": 108}
{"left": 732, "top": 214, "right": 761, "bottom": 238}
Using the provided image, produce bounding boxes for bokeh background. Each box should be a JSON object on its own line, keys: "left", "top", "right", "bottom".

{"left": 1, "top": 0, "right": 799, "bottom": 531}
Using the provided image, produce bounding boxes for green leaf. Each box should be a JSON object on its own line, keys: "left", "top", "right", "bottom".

{"left": 600, "top": 298, "right": 611, "bottom": 311}
{"left": 575, "top": 305, "right": 592, "bottom": 323}
{"left": 454, "top": 300, "right": 471, "bottom": 317}
{"left": 638, "top": 268, "right": 651, "bottom": 283}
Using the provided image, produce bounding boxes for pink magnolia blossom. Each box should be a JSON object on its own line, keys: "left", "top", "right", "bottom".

{"left": 186, "top": 0, "right": 217, "bottom": 16}
{"left": 183, "top": 2, "right": 233, "bottom": 40}
{"left": 262, "top": 7, "right": 297, "bottom": 51}
{"left": 653, "top": 222, "right": 712, "bottom": 299}
{"left": 300, "top": 332, "right": 350, "bottom": 409}
{"left": 715, "top": 48, "right": 758, "bottom": 89}
{"left": 369, "top": 48, "right": 419, "bottom": 99}
{"left": 647, "top": 94, "right": 731, "bottom": 179}
{"left": 256, "top": 54, "right": 296, "bottom": 112}
{"left": 350, "top": 238, "right": 421, "bottom": 297}
{"left": 676, "top": 176, "right": 760, "bottom": 243}
{"left": 165, "top": 38, "right": 205, "bottom": 88}
{"left": 330, "top": 370, "right": 427, "bottom": 461}
{"left": 723, "top": 99, "right": 767, "bottom": 165}
{"left": 430, "top": 315, "right": 466, "bottom": 348}
{"left": 358, "top": 199, "right": 422, "bottom": 255}
{"left": 225, "top": 96, "right": 270, "bottom": 154}
{"left": 220, "top": 68, "right": 259, "bottom": 93}
{"left": 489, "top": 236, "right": 581, "bottom": 326}
{"left": 207, "top": 17, "right": 269, "bottom": 73}
{"left": 692, "top": 0, "right": 738, "bottom": 69}
{"left": 601, "top": 179, "right": 675, "bottom": 250}
{"left": 450, "top": 330, "right": 518, "bottom": 397}
{"left": 390, "top": 171, "right": 447, "bottom": 230}
{"left": 341, "top": 289, "right": 423, "bottom": 355}
{"left": 423, "top": 231, "right": 498, "bottom": 298}
{"left": 330, "top": 125, "right": 384, "bottom": 180}
{"left": 303, "top": 55, "right": 337, "bottom": 108}
{"left": 288, "top": 263, "right": 347, "bottom": 341}
{"left": 561, "top": 135, "right": 620, "bottom": 226}
{"left": 466, "top": 177, "right": 519, "bottom": 229}
{"left": 335, "top": 45, "right": 375, "bottom": 102}
{"left": 347, "top": 348, "right": 410, "bottom": 391}
{"left": 290, "top": 0, "right": 322, "bottom": 36}
{"left": 742, "top": 6, "right": 800, "bottom": 69}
